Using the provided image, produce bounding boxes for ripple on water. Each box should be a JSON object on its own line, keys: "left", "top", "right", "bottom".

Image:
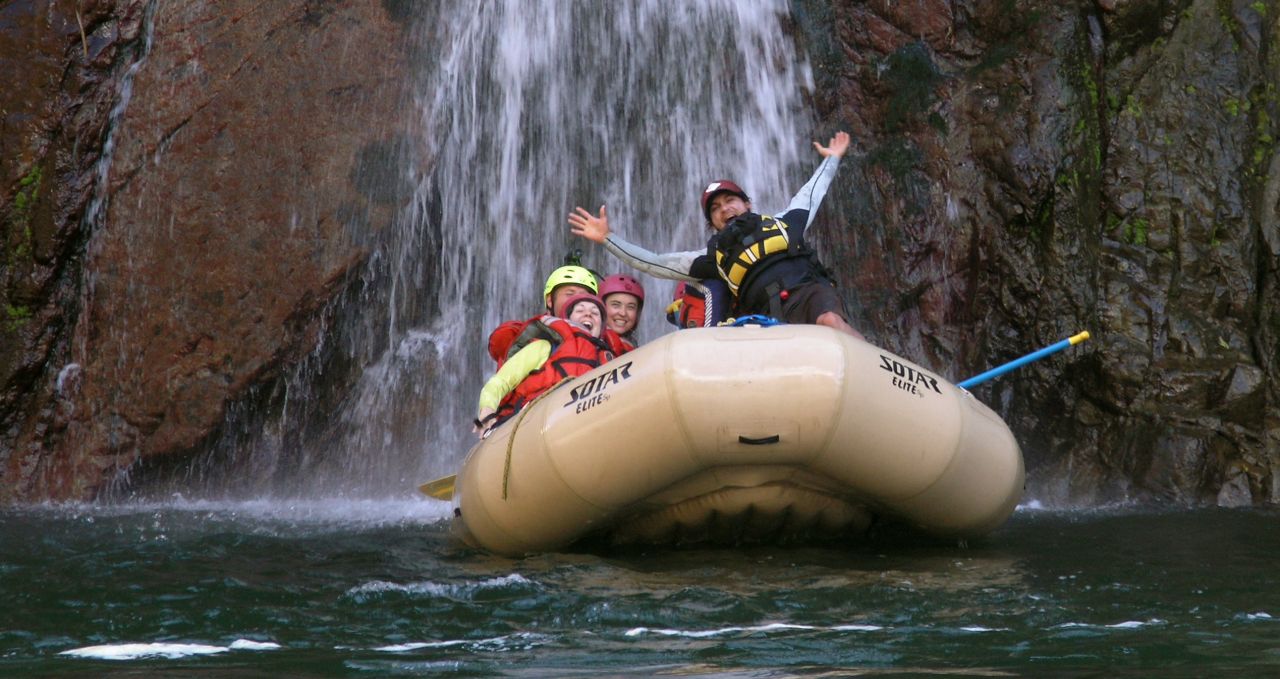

{"left": 344, "top": 573, "right": 538, "bottom": 603}
{"left": 58, "top": 639, "right": 281, "bottom": 660}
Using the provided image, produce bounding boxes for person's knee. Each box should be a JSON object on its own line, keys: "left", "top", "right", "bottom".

{"left": 815, "top": 311, "right": 843, "bottom": 328}
{"left": 816, "top": 312, "right": 863, "bottom": 340}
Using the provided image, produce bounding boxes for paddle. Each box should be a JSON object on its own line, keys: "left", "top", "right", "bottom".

{"left": 957, "top": 331, "right": 1090, "bottom": 389}
{"left": 418, "top": 475, "right": 455, "bottom": 501}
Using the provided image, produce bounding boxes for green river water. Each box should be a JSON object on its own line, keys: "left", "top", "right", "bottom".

{"left": 2, "top": 501, "right": 1277, "bottom": 677}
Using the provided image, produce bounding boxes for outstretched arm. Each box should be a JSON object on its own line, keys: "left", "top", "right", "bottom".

{"left": 568, "top": 205, "right": 699, "bottom": 282}
{"left": 782, "top": 130, "right": 851, "bottom": 226}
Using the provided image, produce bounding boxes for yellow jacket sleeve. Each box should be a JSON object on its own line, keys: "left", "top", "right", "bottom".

{"left": 477, "top": 340, "right": 552, "bottom": 414}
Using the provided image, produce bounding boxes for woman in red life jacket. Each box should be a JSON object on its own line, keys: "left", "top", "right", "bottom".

{"left": 474, "top": 294, "right": 626, "bottom": 436}
{"left": 598, "top": 274, "right": 645, "bottom": 349}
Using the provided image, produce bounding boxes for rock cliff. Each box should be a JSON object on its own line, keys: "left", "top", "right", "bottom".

{"left": 792, "top": 0, "right": 1277, "bottom": 505}
{"left": 1, "top": 0, "right": 414, "bottom": 500}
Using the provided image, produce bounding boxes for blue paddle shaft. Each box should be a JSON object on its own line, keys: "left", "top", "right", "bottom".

{"left": 958, "top": 331, "right": 1090, "bottom": 389}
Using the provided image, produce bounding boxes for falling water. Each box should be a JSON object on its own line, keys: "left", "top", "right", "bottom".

{"left": 349, "top": 0, "right": 819, "bottom": 493}
{"left": 401, "top": 0, "right": 817, "bottom": 484}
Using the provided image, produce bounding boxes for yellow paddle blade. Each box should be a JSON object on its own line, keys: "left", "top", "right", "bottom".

{"left": 418, "top": 475, "right": 456, "bottom": 501}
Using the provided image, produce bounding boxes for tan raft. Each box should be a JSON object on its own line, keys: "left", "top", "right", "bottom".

{"left": 449, "top": 324, "right": 1024, "bottom": 555}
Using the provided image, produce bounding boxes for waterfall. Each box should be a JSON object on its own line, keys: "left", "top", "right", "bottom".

{"left": 362, "top": 0, "right": 818, "bottom": 493}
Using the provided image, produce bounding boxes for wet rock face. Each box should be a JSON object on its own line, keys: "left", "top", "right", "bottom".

{"left": 1, "top": 0, "right": 412, "bottom": 501}
{"left": 795, "top": 0, "right": 1278, "bottom": 505}
{"left": 1, "top": 0, "right": 148, "bottom": 501}
{"left": 1, "top": 0, "right": 1277, "bottom": 506}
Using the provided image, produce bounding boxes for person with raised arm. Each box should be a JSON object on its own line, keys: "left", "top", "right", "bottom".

{"left": 568, "top": 132, "right": 862, "bottom": 338}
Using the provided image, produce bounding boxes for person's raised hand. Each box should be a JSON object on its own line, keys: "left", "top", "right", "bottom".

{"left": 814, "top": 131, "right": 851, "bottom": 159}
{"left": 568, "top": 205, "right": 610, "bottom": 243}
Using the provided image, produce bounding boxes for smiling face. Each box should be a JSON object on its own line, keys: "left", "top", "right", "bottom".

{"left": 603, "top": 292, "right": 640, "bottom": 335}
{"left": 707, "top": 193, "right": 752, "bottom": 231}
{"left": 567, "top": 300, "right": 603, "bottom": 337}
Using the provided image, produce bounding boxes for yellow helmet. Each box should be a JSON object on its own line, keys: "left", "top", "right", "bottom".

{"left": 543, "top": 265, "right": 598, "bottom": 298}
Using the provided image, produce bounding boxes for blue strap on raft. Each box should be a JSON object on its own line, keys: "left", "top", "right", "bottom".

{"left": 728, "top": 315, "right": 784, "bottom": 327}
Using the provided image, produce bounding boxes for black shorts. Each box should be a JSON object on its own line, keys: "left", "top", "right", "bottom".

{"left": 779, "top": 281, "right": 847, "bottom": 325}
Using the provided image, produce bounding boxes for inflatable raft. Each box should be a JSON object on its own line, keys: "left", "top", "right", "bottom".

{"left": 447, "top": 324, "right": 1023, "bottom": 555}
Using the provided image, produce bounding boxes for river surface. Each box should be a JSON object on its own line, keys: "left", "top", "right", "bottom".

{"left": 2, "top": 501, "right": 1277, "bottom": 677}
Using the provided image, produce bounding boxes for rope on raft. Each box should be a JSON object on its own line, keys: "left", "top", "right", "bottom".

{"left": 502, "top": 376, "right": 573, "bottom": 500}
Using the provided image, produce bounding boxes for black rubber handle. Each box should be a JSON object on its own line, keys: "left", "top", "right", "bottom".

{"left": 738, "top": 434, "right": 781, "bottom": 445}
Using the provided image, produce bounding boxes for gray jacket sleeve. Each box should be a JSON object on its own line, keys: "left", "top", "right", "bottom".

{"left": 780, "top": 155, "right": 841, "bottom": 226}
{"left": 603, "top": 234, "right": 700, "bottom": 283}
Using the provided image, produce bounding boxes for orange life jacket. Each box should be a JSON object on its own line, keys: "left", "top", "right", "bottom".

{"left": 666, "top": 282, "right": 707, "bottom": 329}
{"left": 487, "top": 315, "right": 545, "bottom": 368}
{"left": 494, "top": 317, "right": 628, "bottom": 422}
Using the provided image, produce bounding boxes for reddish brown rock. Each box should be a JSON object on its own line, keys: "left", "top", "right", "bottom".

{"left": 1, "top": 0, "right": 411, "bottom": 501}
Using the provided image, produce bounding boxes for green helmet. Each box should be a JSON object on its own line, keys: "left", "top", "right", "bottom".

{"left": 543, "top": 265, "right": 598, "bottom": 298}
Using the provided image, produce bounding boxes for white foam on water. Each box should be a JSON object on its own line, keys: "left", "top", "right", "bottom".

{"left": 373, "top": 632, "right": 551, "bottom": 653}
{"left": 61, "top": 643, "right": 227, "bottom": 660}
{"left": 348, "top": 580, "right": 457, "bottom": 598}
{"left": 346, "top": 573, "right": 534, "bottom": 600}
{"left": 1106, "top": 619, "right": 1165, "bottom": 629}
{"left": 625, "top": 622, "right": 1018, "bottom": 638}
{"left": 229, "top": 639, "right": 282, "bottom": 650}
{"left": 1243, "top": 612, "right": 1273, "bottom": 621}
{"left": 60, "top": 638, "right": 283, "bottom": 660}
{"left": 374, "top": 640, "right": 467, "bottom": 652}
{"left": 1054, "top": 619, "right": 1165, "bottom": 630}
{"left": 830, "top": 624, "right": 885, "bottom": 632}
{"left": 626, "top": 622, "right": 820, "bottom": 638}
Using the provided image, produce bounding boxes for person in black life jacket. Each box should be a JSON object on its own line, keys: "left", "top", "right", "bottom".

{"left": 568, "top": 131, "right": 863, "bottom": 339}
{"left": 475, "top": 294, "right": 624, "bottom": 436}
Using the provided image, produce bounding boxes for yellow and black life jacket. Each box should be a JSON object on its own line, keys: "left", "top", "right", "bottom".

{"left": 712, "top": 213, "right": 805, "bottom": 295}
{"left": 710, "top": 213, "right": 836, "bottom": 317}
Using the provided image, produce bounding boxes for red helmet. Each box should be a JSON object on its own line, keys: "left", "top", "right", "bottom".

{"left": 598, "top": 274, "right": 645, "bottom": 309}
{"left": 557, "top": 293, "right": 606, "bottom": 320}
{"left": 699, "top": 179, "right": 750, "bottom": 224}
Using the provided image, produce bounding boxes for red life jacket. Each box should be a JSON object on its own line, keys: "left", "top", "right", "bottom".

{"left": 494, "top": 317, "right": 629, "bottom": 421}
{"left": 666, "top": 283, "right": 707, "bottom": 329}
{"left": 601, "top": 328, "right": 630, "bottom": 356}
{"left": 487, "top": 315, "right": 547, "bottom": 368}
{"left": 489, "top": 314, "right": 631, "bottom": 367}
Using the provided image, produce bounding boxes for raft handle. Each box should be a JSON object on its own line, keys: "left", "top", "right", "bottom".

{"left": 738, "top": 434, "right": 781, "bottom": 446}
